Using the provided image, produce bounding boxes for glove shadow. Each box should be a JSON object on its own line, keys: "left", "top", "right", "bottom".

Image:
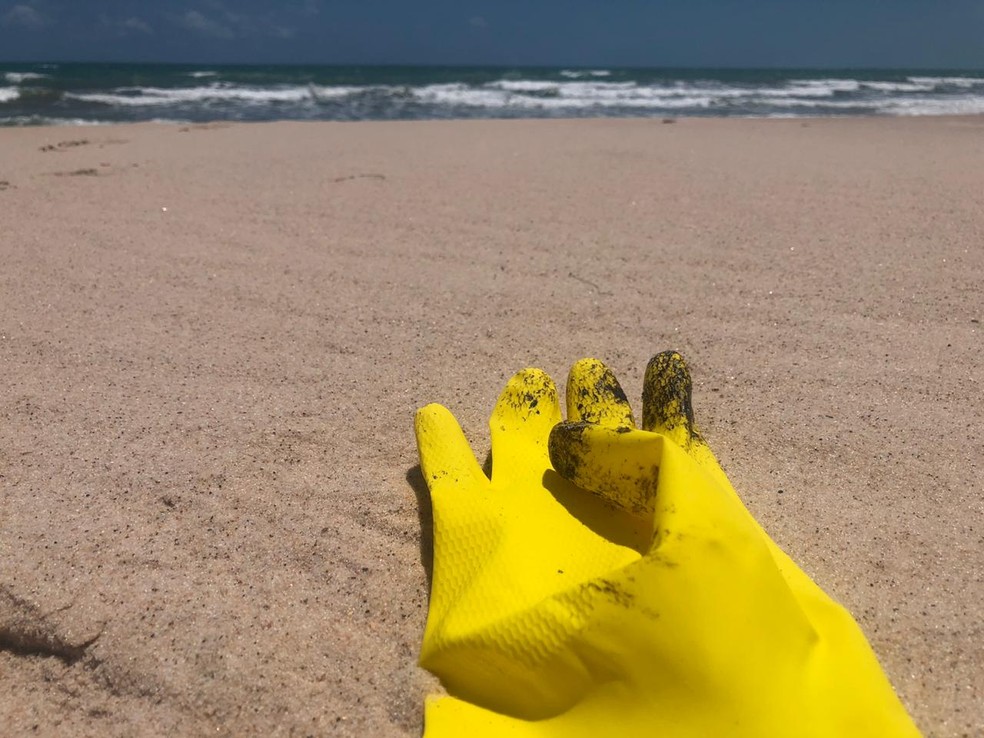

{"left": 405, "top": 464, "right": 436, "bottom": 593}
{"left": 540, "top": 469, "right": 653, "bottom": 555}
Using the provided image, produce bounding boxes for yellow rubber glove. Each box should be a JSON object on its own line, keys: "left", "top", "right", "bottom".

{"left": 414, "top": 353, "right": 922, "bottom": 737}
{"left": 415, "top": 369, "right": 647, "bottom": 717}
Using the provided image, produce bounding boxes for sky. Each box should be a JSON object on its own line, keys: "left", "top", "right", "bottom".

{"left": 1, "top": 0, "right": 983, "bottom": 69}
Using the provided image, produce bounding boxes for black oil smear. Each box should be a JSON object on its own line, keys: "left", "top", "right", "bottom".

{"left": 642, "top": 350, "right": 703, "bottom": 443}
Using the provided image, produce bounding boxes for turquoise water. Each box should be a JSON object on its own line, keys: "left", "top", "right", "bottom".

{"left": 3, "top": 62, "right": 984, "bottom": 125}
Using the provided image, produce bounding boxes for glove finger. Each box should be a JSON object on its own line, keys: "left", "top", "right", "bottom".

{"left": 549, "top": 421, "right": 664, "bottom": 515}
{"left": 565, "top": 358, "right": 636, "bottom": 429}
{"left": 415, "top": 403, "right": 489, "bottom": 495}
{"left": 641, "top": 350, "right": 703, "bottom": 449}
{"left": 643, "top": 351, "right": 741, "bottom": 494}
{"left": 489, "top": 368, "right": 562, "bottom": 487}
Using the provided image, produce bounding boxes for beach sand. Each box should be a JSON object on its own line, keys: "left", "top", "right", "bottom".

{"left": 1, "top": 117, "right": 981, "bottom": 736}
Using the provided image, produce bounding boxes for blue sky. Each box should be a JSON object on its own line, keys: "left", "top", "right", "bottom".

{"left": 1, "top": 0, "right": 982, "bottom": 68}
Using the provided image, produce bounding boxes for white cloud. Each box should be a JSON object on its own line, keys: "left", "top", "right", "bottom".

{"left": 1, "top": 3, "right": 46, "bottom": 29}
{"left": 171, "top": 3, "right": 296, "bottom": 41}
{"left": 120, "top": 16, "right": 153, "bottom": 34}
{"left": 178, "top": 9, "right": 235, "bottom": 39}
{"left": 98, "top": 14, "right": 153, "bottom": 36}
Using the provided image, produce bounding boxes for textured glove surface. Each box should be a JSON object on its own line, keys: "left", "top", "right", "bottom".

{"left": 414, "top": 353, "right": 921, "bottom": 737}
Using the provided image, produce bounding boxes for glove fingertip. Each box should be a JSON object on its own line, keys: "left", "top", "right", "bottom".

{"left": 415, "top": 403, "right": 486, "bottom": 491}
{"left": 549, "top": 422, "right": 663, "bottom": 516}
{"left": 414, "top": 403, "right": 455, "bottom": 442}
{"left": 641, "top": 350, "right": 701, "bottom": 444}
{"left": 566, "top": 358, "right": 636, "bottom": 428}
{"left": 547, "top": 420, "right": 588, "bottom": 484}
{"left": 490, "top": 367, "right": 562, "bottom": 438}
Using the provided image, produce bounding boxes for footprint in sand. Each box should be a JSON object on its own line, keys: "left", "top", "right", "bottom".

{"left": 178, "top": 123, "right": 232, "bottom": 132}
{"left": 50, "top": 162, "right": 129, "bottom": 177}
{"left": 39, "top": 139, "right": 90, "bottom": 152}
{"left": 331, "top": 173, "right": 387, "bottom": 183}
{"left": 52, "top": 168, "right": 101, "bottom": 177}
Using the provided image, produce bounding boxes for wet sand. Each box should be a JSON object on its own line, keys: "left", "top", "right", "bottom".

{"left": 0, "top": 117, "right": 981, "bottom": 736}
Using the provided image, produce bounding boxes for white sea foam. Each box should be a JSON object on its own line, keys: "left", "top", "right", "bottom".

{"left": 489, "top": 80, "right": 639, "bottom": 98}
{"left": 414, "top": 83, "right": 508, "bottom": 107}
{"left": 67, "top": 84, "right": 314, "bottom": 107}
{"left": 0, "top": 116, "right": 109, "bottom": 126}
{"left": 882, "top": 96, "right": 984, "bottom": 116}
{"left": 786, "top": 79, "right": 861, "bottom": 95}
{"left": 672, "top": 85, "right": 798, "bottom": 100}
{"left": 35, "top": 70, "right": 984, "bottom": 122}
{"left": 668, "top": 83, "right": 848, "bottom": 100}
{"left": 477, "top": 78, "right": 874, "bottom": 109}
{"left": 908, "top": 76, "right": 984, "bottom": 88}
{"left": 3, "top": 71, "right": 48, "bottom": 84}
{"left": 861, "top": 80, "right": 936, "bottom": 93}
{"left": 414, "top": 81, "right": 713, "bottom": 110}
{"left": 560, "top": 69, "right": 611, "bottom": 79}
{"left": 308, "top": 84, "right": 369, "bottom": 100}
{"left": 490, "top": 80, "right": 564, "bottom": 92}
{"left": 747, "top": 97, "right": 879, "bottom": 110}
{"left": 750, "top": 94, "right": 984, "bottom": 115}
{"left": 0, "top": 87, "right": 20, "bottom": 103}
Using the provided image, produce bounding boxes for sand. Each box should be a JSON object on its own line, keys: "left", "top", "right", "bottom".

{"left": 0, "top": 117, "right": 981, "bottom": 737}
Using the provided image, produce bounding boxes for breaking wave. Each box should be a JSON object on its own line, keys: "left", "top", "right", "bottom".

{"left": 4, "top": 64, "right": 984, "bottom": 125}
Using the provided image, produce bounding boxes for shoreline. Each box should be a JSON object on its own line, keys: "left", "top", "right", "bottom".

{"left": 6, "top": 110, "right": 984, "bottom": 126}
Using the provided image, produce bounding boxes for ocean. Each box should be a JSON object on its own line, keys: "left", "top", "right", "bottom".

{"left": 3, "top": 62, "right": 984, "bottom": 126}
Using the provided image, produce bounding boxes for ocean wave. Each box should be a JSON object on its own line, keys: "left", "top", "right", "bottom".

{"left": 67, "top": 84, "right": 314, "bottom": 107}
{"left": 489, "top": 79, "right": 867, "bottom": 102}
{"left": 747, "top": 97, "right": 880, "bottom": 110}
{"left": 490, "top": 79, "right": 567, "bottom": 92}
{"left": 560, "top": 69, "right": 611, "bottom": 79}
{"left": 53, "top": 75, "right": 984, "bottom": 118}
{"left": 684, "top": 84, "right": 851, "bottom": 100}
{"left": 309, "top": 84, "right": 387, "bottom": 100}
{"left": 419, "top": 79, "right": 870, "bottom": 109}
{"left": 882, "top": 96, "right": 984, "bottom": 116}
{"left": 748, "top": 94, "right": 984, "bottom": 116}
{"left": 488, "top": 79, "right": 638, "bottom": 96}
{"left": 12, "top": 66, "right": 984, "bottom": 123}
{"left": 779, "top": 79, "right": 861, "bottom": 96}
{"left": 908, "top": 76, "right": 984, "bottom": 88}
{"left": 860, "top": 80, "right": 936, "bottom": 93}
{"left": 3, "top": 71, "right": 49, "bottom": 84}
{"left": 414, "top": 83, "right": 508, "bottom": 107}
{"left": 413, "top": 82, "right": 713, "bottom": 110}
{"left": 1, "top": 115, "right": 110, "bottom": 126}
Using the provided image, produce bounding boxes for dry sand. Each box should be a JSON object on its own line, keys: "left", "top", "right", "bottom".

{"left": 0, "top": 117, "right": 981, "bottom": 736}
